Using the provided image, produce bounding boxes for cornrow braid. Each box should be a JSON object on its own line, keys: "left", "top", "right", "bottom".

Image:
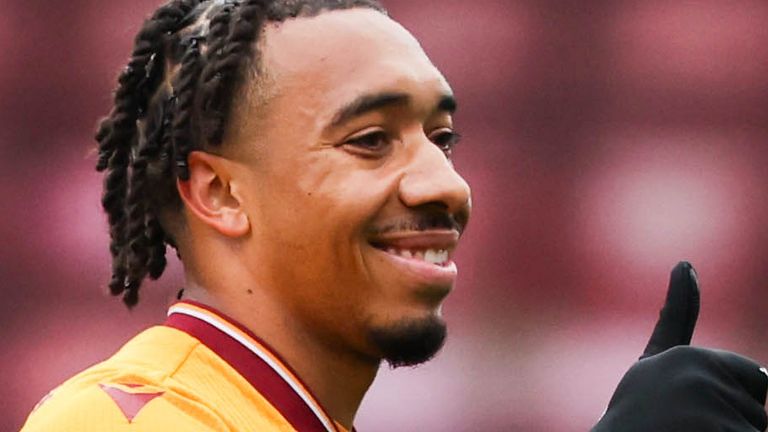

{"left": 199, "top": 3, "right": 237, "bottom": 143}
{"left": 123, "top": 99, "right": 172, "bottom": 306}
{"left": 145, "top": 103, "right": 175, "bottom": 281}
{"left": 201, "top": 3, "right": 235, "bottom": 84}
{"left": 97, "top": 0, "right": 386, "bottom": 307}
{"left": 97, "top": 0, "right": 202, "bottom": 171}
{"left": 172, "top": 36, "right": 205, "bottom": 181}
{"left": 200, "top": 0, "right": 270, "bottom": 145}
{"left": 97, "top": 0, "right": 203, "bottom": 302}
{"left": 146, "top": 215, "right": 169, "bottom": 279}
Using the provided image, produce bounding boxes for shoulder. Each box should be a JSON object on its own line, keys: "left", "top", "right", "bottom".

{"left": 21, "top": 379, "right": 229, "bottom": 432}
{"left": 21, "top": 326, "right": 230, "bottom": 432}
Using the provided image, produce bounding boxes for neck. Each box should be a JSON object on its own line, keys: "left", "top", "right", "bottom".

{"left": 183, "top": 282, "right": 378, "bottom": 430}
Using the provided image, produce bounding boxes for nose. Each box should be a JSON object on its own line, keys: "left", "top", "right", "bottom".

{"left": 398, "top": 139, "right": 472, "bottom": 218}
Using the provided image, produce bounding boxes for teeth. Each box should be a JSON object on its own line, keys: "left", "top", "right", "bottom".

{"left": 424, "top": 249, "right": 449, "bottom": 264}
{"left": 383, "top": 247, "right": 449, "bottom": 265}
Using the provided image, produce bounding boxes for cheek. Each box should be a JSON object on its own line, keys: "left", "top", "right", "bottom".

{"left": 245, "top": 149, "right": 408, "bottom": 309}
{"left": 294, "top": 155, "right": 397, "bottom": 237}
{"left": 251, "top": 158, "right": 390, "bottom": 272}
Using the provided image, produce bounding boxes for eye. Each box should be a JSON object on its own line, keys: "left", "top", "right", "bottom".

{"left": 429, "top": 129, "right": 462, "bottom": 155}
{"left": 343, "top": 130, "right": 391, "bottom": 155}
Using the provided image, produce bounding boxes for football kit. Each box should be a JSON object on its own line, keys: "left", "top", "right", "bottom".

{"left": 21, "top": 301, "right": 349, "bottom": 432}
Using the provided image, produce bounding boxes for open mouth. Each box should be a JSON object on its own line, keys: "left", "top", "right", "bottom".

{"left": 370, "top": 244, "right": 452, "bottom": 267}
{"left": 367, "top": 230, "right": 460, "bottom": 291}
{"left": 368, "top": 229, "right": 459, "bottom": 267}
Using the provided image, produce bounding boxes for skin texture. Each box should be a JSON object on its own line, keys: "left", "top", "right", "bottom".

{"left": 175, "top": 9, "right": 471, "bottom": 428}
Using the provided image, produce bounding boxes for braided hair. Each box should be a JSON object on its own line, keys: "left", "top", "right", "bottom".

{"left": 95, "top": 0, "right": 386, "bottom": 307}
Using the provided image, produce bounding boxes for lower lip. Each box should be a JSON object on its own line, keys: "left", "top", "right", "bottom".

{"left": 371, "top": 247, "right": 458, "bottom": 287}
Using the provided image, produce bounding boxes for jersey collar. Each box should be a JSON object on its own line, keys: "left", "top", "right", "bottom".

{"left": 165, "top": 300, "right": 345, "bottom": 432}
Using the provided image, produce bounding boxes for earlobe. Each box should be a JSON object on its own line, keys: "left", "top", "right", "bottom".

{"left": 177, "top": 151, "right": 250, "bottom": 238}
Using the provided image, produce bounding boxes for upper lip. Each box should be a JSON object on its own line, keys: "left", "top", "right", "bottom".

{"left": 368, "top": 230, "right": 460, "bottom": 253}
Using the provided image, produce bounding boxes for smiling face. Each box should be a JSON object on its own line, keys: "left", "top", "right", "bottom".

{"left": 223, "top": 8, "right": 471, "bottom": 366}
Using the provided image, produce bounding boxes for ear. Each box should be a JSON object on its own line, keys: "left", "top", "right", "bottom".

{"left": 177, "top": 151, "right": 250, "bottom": 238}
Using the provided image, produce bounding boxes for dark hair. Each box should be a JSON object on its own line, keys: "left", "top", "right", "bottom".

{"left": 96, "top": 0, "right": 386, "bottom": 307}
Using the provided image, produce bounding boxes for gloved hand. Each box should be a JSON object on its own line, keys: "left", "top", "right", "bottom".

{"left": 591, "top": 261, "right": 768, "bottom": 432}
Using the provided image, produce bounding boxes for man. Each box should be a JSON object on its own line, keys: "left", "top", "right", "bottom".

{"left": 20, "top": 0, "right": 768, "bottom": 431}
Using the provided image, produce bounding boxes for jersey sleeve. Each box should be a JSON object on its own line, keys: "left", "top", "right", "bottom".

{"left": 20, "top": 382, "right": 230, "bottom": 432}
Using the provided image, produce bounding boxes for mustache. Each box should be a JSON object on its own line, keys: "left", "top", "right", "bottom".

{"left": 368, "top": 207, "right": 468, "bottom": 237}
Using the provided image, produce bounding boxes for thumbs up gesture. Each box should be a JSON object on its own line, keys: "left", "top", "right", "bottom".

{"left": 591, "top": 262, "right": 768, "bottom": 431}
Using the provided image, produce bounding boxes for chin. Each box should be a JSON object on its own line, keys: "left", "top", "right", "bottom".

{"left": 367, "top": 314, "right": 447, "bottom": 368}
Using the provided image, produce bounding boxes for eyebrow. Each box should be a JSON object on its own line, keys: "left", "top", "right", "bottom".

{"left": 329, "top": 92, "right": 457, "bottom": 127}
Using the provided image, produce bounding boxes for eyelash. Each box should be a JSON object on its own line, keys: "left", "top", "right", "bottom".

{"left": 344, "top": 129, "right": 461, "bottom": 156}
{"left": 430, "top": 130, "right": 462, "bottom": 154}
{"left": 345, "top": 130, "right": 389, "bottom": 153}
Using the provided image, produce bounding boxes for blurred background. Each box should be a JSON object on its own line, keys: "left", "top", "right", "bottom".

{"left": 2, "top": 0, "right": 768, "bottom": 430}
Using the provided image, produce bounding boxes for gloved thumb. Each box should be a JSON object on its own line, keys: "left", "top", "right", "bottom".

{"left": 640, "top": 261, "right": 701, "bottom": 360}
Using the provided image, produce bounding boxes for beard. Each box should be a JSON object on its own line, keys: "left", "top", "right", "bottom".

{"left": 367, "top": 316, "right": 447, "bottom": 368}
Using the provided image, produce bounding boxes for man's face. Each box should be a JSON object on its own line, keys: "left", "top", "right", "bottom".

{"left": 225, "top": 9, "right": 471, "bottom": 366}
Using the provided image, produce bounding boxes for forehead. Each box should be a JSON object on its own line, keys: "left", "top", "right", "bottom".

{"left": 256, "top": 8, "right": 451, "bottom": 115}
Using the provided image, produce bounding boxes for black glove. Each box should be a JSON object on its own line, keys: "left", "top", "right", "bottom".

{"left": 591, "top": 261, "right": 768, "bottom": 432}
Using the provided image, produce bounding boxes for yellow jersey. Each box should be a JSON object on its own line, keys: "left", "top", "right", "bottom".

{"left": 21, "top": 301, "right": 349, "bottom": 432}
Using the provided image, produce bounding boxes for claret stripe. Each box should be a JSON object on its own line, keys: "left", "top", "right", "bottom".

{"left": 165, "top": 300, "right": 340, "bottom": 432}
